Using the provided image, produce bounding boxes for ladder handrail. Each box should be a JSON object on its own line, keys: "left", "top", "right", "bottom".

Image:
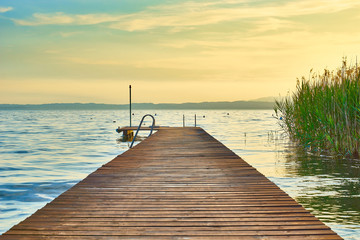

{"left": 130, "top": 114, "right": 156, "bottom": 148}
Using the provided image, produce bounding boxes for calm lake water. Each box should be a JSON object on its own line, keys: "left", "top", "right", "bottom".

{"left": 0, "top": 109, "right": 359, "bottom": 239}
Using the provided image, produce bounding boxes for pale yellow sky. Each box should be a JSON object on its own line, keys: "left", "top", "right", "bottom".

{"left": 1, "top": 0, "right": 360, "bottom": 104}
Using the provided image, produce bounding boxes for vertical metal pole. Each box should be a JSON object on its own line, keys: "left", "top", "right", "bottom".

{"left": 183, "top": 115, "right": 185, "bottom": 127}
{"left": 195, "top": 114, "right": 196, "bottom": 127}
{"left": 129, "top": 85, "right": 132, "bottom": 127}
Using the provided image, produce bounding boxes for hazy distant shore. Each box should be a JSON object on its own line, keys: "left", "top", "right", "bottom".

{"left": 0, "top": 101, "right": 274, "bottom": 110}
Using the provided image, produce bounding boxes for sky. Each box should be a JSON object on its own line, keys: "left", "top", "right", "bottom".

{"left": 1, "top": 0, "right": 360, "bottom": 104}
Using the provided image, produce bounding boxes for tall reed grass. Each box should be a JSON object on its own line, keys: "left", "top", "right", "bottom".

{"left": 274, "top": 59, "right": 360, "bottom": 158}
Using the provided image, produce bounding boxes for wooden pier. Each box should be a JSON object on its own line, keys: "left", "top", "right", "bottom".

{"left": 1, "top": 127, "right": 342, "bottom": 239}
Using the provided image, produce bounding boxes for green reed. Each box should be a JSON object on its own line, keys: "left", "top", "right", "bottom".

{"left": 274, "top": 59, "right": 360, "bottom": 158}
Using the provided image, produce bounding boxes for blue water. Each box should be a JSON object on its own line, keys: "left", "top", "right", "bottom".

{"left": 0, "top": 110, "right": 359, "bottom": 239}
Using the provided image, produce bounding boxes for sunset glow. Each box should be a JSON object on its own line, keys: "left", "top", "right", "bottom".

{"left": 1, "top": 0, "right": 360, "bottom": 104}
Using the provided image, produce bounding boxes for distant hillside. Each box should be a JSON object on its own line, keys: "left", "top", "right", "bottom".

{"left": 251, "top": 96, "right": 276, "bottom": 102}
{"left": 0, "top": 101, "right": 274, "bottom": 110}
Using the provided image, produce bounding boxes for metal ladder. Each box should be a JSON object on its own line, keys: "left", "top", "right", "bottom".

{"left": 130, "top": 114, "right": 156, "bottom": 148}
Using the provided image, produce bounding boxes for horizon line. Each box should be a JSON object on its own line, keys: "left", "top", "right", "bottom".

{"left": 0, "top": 98, "right": 276, "bottom": 106}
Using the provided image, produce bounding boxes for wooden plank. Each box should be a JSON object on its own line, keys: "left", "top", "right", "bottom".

{"left": 3, "top": 229, "right": 339, "bottom": 236}
{"left": 13, "top": 220, "right": 326, "bottom": 227}
{"left": 0, "top": 236, "right": 343, "bottom": 240}
{"left": 1, "top": 127, "right": 343, "bottom": 239}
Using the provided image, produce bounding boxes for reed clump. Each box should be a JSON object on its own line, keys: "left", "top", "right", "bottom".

{"left": 274, "top": 59, "right": 360, "bottom": 158}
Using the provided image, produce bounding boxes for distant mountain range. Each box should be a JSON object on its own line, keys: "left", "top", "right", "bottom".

{"left": 0, "top": 100, "right": 275, "bottom": 110}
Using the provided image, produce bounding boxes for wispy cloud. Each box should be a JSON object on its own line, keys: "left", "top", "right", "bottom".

{"left": 0, "top": 6, "right": 13, "bottom": 13}
{"left": 64, "top": 56, "right": 127, "bottom": 66}
{"left": 251, "top": 18, "right": 302, "bottom": 33}
{"left": 109, "top": 0, "right": 360, "bottom": 31}
{"left": 13, "top": 12, "right": 120, "bottom": 26}
{"left": 59, "top": 31, "right": 83, "bottom": 38}
{"left": 10, "top": 0, "right": 360, "bottom": 32}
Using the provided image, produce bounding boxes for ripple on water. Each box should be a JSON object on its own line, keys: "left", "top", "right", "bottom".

{"left": 0, "top": 181, "right": 75, "bottom": 202}
{"left": 11, "top": 150, "right": 31, "bottom": 154}
{"left": 0, "top": 167, "right": 22, "bottom": 171}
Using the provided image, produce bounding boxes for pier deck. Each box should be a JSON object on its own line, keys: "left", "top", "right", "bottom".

{"left": 1, "top": 127, "right": 342, "bottom": 239}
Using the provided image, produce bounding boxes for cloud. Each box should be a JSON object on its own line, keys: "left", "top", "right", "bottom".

{"left": 13, "top": 12, "right": 120, "bottom": 26}
{"left": 64, "top": 57, "right": 127, "bottom": 66}
{"left": 251, "top": 18, "right": 302, "bottom": 33}
{"left": 0, "top": 6, "right": 13, "bottom": 13}
{"left": 11, "top": 0, "right": 360, "bottom": 31}
{"left": 109, "top": 0, "right": 360, "bottom": 31}
{"left": 59, "top": 31, "right": 83, "bottom": 38}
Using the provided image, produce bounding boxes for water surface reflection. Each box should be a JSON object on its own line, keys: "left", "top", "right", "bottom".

{"left": 282, "top": 147, "right": 360, "bottom": 231}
